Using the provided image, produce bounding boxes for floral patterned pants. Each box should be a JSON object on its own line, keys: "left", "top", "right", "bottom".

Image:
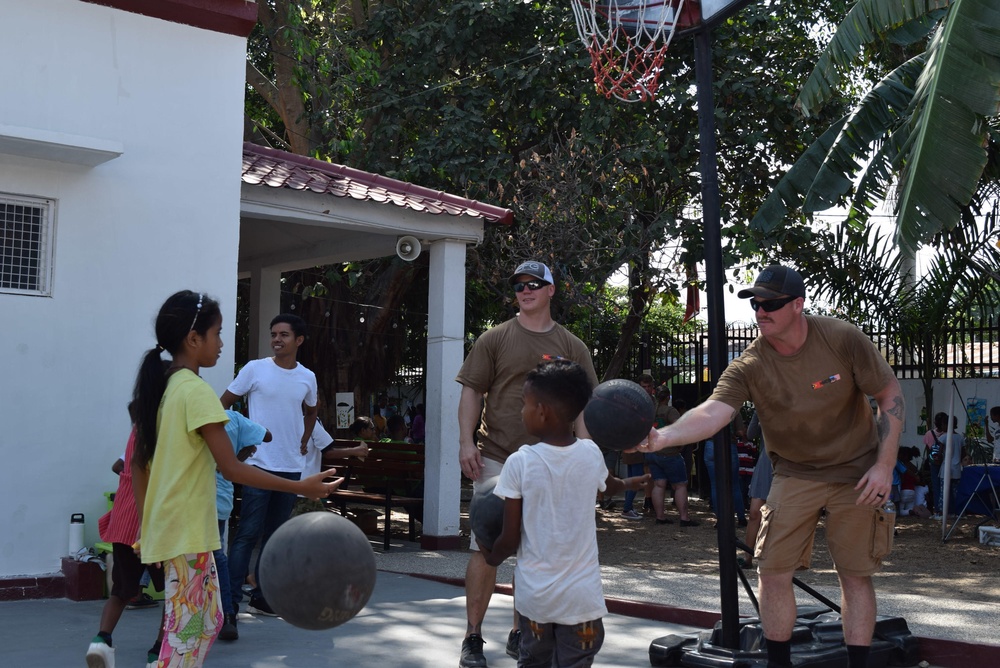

{"left": 155, "top": 552, "right": 224, "bottom": 667}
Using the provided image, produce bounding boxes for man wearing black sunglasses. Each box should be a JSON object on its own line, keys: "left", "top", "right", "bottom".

{"left": 641, "top": 265, "right": 904, "bottom": 668}
{"left": 455, "top": 260, "right": 598, "bottom": 667}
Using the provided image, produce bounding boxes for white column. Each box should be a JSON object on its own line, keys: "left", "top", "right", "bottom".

{"left": 421, "top": 239, "right": 467, "bottom": 548}
{"left": 249, "top": 266, "right": 282, "bottom": 358}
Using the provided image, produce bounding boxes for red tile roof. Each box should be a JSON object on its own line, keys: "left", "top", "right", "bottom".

{"left": 242, "top": 143, "right": 514, "bottom": 226}
{"left": 82, "top": 0, "right": 257, "bottom": 37}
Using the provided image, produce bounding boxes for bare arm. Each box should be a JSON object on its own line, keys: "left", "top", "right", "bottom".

{"left": 458, "top": 384, "right": 485, "bottom": 480}
{"left": 201, "top": 422, "right": 341, "bottom": 499}
{"left": 131, "top": 459, "right": 149, "bottom": 540}
{"left": 484, "top": 496, "right": 522, "bottom": 566}
{"left": 300, "top": 403, "right": 318, "bottom": 455}
{"left": 321, "top": 441, "right": 369, "bottom": 464}
{"left": 855, "top": 377, "right": 904, "bottom": 505}
{"left": 603, "top": 472, "right": 651, "bottom": 498}
{"left": 220, "top": 390, "right": 239, "bottom": 410}
{"left": 640, "top": 399, "right": 736, "bottom": 453}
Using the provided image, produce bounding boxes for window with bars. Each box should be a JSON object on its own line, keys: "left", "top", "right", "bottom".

{"left": 1, "top": 194, "right": 54, "bottom": 296}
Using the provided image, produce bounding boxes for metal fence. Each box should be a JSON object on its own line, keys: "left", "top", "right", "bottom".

{"left": 393, "top": 318, "right": 1000, "bottom": 405}
{"left": 609, "top": 318, "right": 1000, "bottom": 401}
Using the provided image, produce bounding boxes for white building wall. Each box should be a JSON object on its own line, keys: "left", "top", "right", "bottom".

{"left": 0, "top": 1, "right": 247, "bottom": 577}
{"left": 900, "top": 378, "right": 1000, "bottom": 454}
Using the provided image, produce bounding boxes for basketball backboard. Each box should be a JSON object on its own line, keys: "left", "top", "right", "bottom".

{"left": 698, "top": 0, "right": 750, "bottom": 28}
{"left": 612, "top": 0, "right": 749, "bottom": 34}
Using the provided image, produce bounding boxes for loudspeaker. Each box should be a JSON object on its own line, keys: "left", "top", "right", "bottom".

{"left": 396, "top": 235, "right": 421, "bottom": 261}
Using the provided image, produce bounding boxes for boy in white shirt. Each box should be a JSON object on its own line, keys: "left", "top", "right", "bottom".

{"left": 484, "top": 359, "right": 646, "bottom": 667}
{"left": 220, "top": 313, "right": 319, "bottom": 621}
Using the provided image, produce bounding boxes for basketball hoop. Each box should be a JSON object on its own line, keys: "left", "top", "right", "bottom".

{"left": 571, "top": 1, "right": 699, "bottom": 103}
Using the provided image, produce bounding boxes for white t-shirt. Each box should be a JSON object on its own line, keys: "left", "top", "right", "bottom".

{"left": 989, "top": 420, "right": 1000, "bottom": 460}
{"left": 494, "top": 438, "right": 608, "bottom": 625}
{"left": 301, "top": 419, "right": 335, "bottom": 479}
{"left": 226, "top": 358, "right": 318, "bottom": 473}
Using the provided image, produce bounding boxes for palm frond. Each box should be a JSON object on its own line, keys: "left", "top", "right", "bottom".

{"left": 886, "top": 8, "right": 949, "bottom": 45}
{"left": 797, "top": 0, "right": 953, "bottom": 117}
{"left": 848, "top": 125, "right": 914, "bottom": 225}
{"left": 894, "top": 0, "right": 1000, "bottom": 252}
{"left": 803, "top": 55, "right": 925, "bottom": 212}
{"left": 808, "top": 221, "right": 901, "bottom": 325}
{"left": 750, "top": 118, "right": 847, "bottom": 233}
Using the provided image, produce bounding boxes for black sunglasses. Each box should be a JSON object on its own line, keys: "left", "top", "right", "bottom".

{"left": 513, "top": 280, "right": 548, "bottom": 293}
{"left": 750, "top": 295, "right": 798, "bottom": 312}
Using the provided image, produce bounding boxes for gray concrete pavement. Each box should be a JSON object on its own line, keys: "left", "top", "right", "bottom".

{"left": 7, "top": 570, "right": 704, "bottom": 667}
{"left": 374, "top": 541, "right": 997, "bottom": 648}
{"left": 2, "top": 537, "right": 996, "bottom": 667}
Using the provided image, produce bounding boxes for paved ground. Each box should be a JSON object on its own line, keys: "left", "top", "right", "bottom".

{"left": 374, "top": 543, "right": 998, "bottom": 647}
{"left": 4, "top": 538, "right": 996, "bottom": 667}
{"left": 9, "top": 571, "right": 707, "bottom": 668}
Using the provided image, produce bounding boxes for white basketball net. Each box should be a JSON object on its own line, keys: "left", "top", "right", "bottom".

{"left": 571, "top": 0, "right": 686, "bottom": 103}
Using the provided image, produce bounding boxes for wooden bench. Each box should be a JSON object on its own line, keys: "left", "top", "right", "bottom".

{"left": 322, "top": 440, "right": 424, "bottom": 550}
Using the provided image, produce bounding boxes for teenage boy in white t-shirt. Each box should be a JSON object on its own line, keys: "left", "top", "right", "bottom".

{"left": 220, "top": 314, "right": 318, "bottom": 629}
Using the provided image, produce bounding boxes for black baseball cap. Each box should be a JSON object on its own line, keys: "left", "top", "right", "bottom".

{"left": 737, "top": 265, "right": 805, "bottom": 300}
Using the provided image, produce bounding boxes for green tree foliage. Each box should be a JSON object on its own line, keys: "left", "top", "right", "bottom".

{"left": 244, "top": 0, "right": 864, "bottom": 396}
{"left": 752, "top": 0, "right": 1000, "bottom": 254}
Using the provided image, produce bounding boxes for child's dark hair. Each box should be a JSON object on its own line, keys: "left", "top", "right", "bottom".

{"left": 132, "top": 290, "right": 221, "bottom": 470}
{"left": 271, "top": 313, "right": 307, "bottom": 338}
{"left": 386, "top": 414, "right": 407, "bottom": 435}
{"left": 525, "top": 359, "right": 593, "bottom": 423}
{"left": 933, "top": 411, "right": 957, "bottom": 432}
{"left": 348, "top": 416, "right": 375, "bottom": 437}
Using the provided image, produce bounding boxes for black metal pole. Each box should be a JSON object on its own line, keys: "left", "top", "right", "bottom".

{"left": 693, "top": 25, "right": 740, "bottom": 649}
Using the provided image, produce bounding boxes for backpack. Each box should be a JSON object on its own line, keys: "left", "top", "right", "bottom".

{"left": 929, "top": 433, "right": 944, "bottom": 465}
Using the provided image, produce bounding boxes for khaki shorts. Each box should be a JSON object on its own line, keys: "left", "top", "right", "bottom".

{"left": 469, "top": 457, "right": 505, "bottom": 551}
{"left": 756, "top": 475, "right": 894, "bottom": 577}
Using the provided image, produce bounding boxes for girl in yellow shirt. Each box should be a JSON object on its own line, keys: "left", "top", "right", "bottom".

{"left": 128, "top": 290, "right": 340, "bottom": 668}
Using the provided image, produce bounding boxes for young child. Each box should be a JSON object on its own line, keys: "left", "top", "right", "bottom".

{"left": 383, "top": 414, "right": 412, "bottom": 443}
{"left": 484, "top": 359, "right": 647, "bottom": 667}
{"left": 86, "top": 404, "right": 166, "bottom": 668}
{"left": 216, "top": 409, "right": 272, "bottom": 642}
{"left": 348, "top": 416, "right": 378, "bottom": 441}
{"left": 302, "top": 416, "right": 369, "bottom": 478}
{"left": 130, "top": 290, "right": 341, "bottom": 668}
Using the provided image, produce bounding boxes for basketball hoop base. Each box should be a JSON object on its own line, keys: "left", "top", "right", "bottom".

{"left": 649, "top": 607, "right": 919, "bottom": 667}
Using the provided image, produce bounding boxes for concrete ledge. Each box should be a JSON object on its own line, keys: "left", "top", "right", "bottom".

{"left": 0, "top": 573, "right": 64, "bottom": 601}
{"left": 420, "top": 534, "right": 463, "bottom": 551}
{"left": 917, "top": 636, "right": 1000, "bottom": 667}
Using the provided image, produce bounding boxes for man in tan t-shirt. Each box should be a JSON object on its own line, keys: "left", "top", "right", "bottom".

{"left": 640, "top": 265, "right": 903, "bottom": 668}
{"left": 455, "top": 260, "right": 598, "bottom": 668}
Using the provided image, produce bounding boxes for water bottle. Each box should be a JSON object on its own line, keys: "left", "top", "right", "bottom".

{"left": 883, "top": 499, "right": 895, "bottom": 514}
{"left": 68, "top": 513, "right": 85, "bottom": 556}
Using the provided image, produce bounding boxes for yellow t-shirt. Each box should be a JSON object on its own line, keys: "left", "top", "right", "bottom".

{"left": 140, "top": 369, "right": 228, "bottom": 563}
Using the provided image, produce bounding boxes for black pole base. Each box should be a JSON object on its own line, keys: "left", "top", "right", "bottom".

{"left": 649, "top": 605, "right": 920, "bottom": 667}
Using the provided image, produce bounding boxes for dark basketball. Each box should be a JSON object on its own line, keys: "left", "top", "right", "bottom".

{"left": 258, "top": 511, "right": 376, "bottom": 630}
{"left": 469, "top": 477, "right": 506, "bottom": 551}
{"left": 584, "top": 379, "right": 656, "bottom": 451}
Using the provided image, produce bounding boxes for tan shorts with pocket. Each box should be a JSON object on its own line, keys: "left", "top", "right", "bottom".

{"left": 756, "top": 474, "right": 894, "bottom": 577}
{"left": 469, "top": 457, "right": 506, "bottom": 551}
